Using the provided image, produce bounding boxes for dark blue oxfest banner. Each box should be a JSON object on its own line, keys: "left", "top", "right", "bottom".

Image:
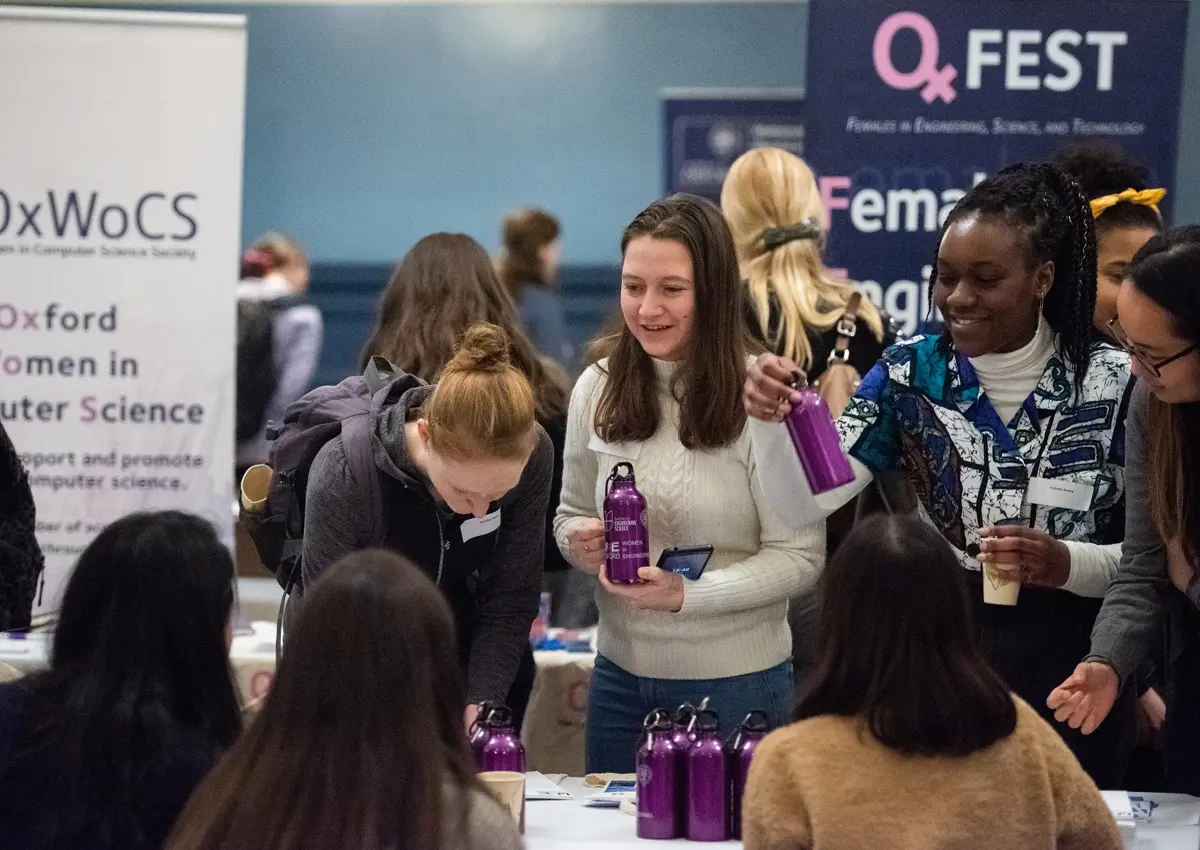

{"left": 663, "top": 90, "right": 805, "bottom": 203}
{"left": 805, "top": 0, "right": 1188, "bottom": 336}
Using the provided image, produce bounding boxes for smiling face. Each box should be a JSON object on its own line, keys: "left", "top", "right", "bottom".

{"left": 934, "top": 212, "right": 1053, "bottom": 358}
{"left": 620, "top": 236, "right": 697, "bottom": 361}
{"left": 1115, "top": 281, "right": 1200, "bottom": 404}
{"left": 1094, "top": 225, "right": 1159, "bottom": 332}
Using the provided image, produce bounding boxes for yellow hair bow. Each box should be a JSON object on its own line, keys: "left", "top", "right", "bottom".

{"left": 1089, "top": 187, "right": 1166, "bottom": 219}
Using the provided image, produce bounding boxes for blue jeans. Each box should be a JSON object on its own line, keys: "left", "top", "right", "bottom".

{"left": 586, "top": 655, "right": 794, "bottom": 773}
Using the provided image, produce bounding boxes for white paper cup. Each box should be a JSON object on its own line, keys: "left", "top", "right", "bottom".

{"left": 240, "top": 464, "right": 273, "bottom": 514}
{"left": 478, "top": 771, "right": 525, "bottom": 832}
{"left": 982, "top": 565, "right": 1020, "bottom": 606}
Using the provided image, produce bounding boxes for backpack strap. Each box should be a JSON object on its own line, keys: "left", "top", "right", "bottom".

{"left": 340, "top": 412, "right": 385, "bottom": 549}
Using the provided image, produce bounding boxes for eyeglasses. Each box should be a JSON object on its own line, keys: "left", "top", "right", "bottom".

{"left": 1106, "top": 315, "right": 1199, "bottom": 378}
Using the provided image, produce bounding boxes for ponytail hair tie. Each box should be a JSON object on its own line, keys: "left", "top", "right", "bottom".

{"left": 762, "top": 218, "right": 822, "bottom": 250}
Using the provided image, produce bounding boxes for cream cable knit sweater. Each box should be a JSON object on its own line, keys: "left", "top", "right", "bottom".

{"left": 554, "top": 358, "right": 823, "bottom": 679}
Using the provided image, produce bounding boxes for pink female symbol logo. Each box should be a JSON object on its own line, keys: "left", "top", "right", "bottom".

{"left": 873, "top": 11, "right": 958, "bottom": 104}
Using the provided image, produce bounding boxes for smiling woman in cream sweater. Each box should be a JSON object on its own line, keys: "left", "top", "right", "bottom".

{"left": 553, "top": 195, "right": 822, "bottom": 773}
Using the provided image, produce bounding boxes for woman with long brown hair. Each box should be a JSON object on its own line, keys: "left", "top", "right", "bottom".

{"left": 1050, "top": 226, "right": 1200, "bottom": 792}
{"left": 554, "top": 194, "right": 822, "bottom": 771}
{"left": 497, "top": 207, "right": 574, "bottom": 370}
{"left": 167, "top": 549, "right": 522, "bottom": 850}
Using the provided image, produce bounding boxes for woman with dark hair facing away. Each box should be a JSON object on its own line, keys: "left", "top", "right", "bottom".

{"left": 1050, "top": 226, "right": 1200, "bottom": 792}
{"left": 498, "top": 208, "right": 574, "bottom": 370}
{"left": 741, "top": 515, "right": 1122, "bottom": 850}
{"left": 0, "top": 511, "right": 242, "bottom": 850}
{"left": 1054, "top": 142, "right": 1165, "bottom": 334}
{"left": 360, "top": 233, "right": 586, "bottom": 629}
{"left": 167, "top": 549, "right": 522, "bottom": 850}
{"left": 555, "top": 194, "right": 822, "bottom": 771}
{"left": 0, "top": 420, "right": 44, "bottom": 631}
{"left": 744, "top": 163, "right": 1136, "bottom": 785}
{"left": 305, "top": 322, "right": 553, "bottom": 734}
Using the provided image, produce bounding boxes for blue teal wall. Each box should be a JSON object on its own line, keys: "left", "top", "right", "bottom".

{"left": 110, "top": 1, "right": 1200, "bottom": 379}
{"left": 229, "top": 1, "right": 807, "bottom": 265}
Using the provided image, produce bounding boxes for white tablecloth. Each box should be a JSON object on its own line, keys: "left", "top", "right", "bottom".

{"left": 525, "top": 778, "right": 740, "bottom": 848}
{"left": 525, "top": 779, "right": 1200, "bottom": 850}
{"left": 0, "top": 618, "right": 278, "bottom": 705}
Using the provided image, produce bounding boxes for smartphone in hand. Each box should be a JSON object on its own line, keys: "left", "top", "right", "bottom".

{"left": 657, "top": 545, "right": 715, "bottom": 580}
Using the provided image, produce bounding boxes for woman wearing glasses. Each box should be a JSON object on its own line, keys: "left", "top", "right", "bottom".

{"left": 745, "top": 163, "right": 1137, "bottom": 786}
{"left": 1050, "top": 226, "right": 1200, "bottom": 792}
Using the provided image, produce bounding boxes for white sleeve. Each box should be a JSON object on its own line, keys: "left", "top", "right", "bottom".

{"left": 748, "top": 417, "right": 874, "bottom": 529}
{"left": 1060, "top": 541, "right": 1122, "bottom": 598}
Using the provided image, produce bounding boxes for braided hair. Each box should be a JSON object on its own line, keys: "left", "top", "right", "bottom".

{"left": 929, "top": 162, "right": 1097, "bottom": 391}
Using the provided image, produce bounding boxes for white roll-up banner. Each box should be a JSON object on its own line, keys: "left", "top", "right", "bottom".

{"left": 0, "top": 7, "right": 246, "bottom": 618}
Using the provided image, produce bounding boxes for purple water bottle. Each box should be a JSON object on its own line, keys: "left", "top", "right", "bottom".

{"left": 671, "top": 702, "right": 698, "bottom": 753}
{"left": 727, "top": 710, "right": 769, "bottom": 839}
{"left": 686, "top": 709, "right": 729, "bottom": 842}
{"left": 784, "top": 381, "right": 854, "bottom": 494}
{"left": 469, "top": 701, "right": 500, "bottom": 769}
{"left": 480, "top": 705, "right": 526, "bottom": 773}
{"left": 636, "top": 709, "right": 682, "bottom": 840}
{"left": 604, "top": 462, "right": 649, "bottom": 585}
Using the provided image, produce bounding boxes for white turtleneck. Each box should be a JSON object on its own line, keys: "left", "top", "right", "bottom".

{"left": 553, "top": 357, "right": 824, "bottom": 679}
{"left": 969, "top": 315, "right": 1055, "bottom": 425}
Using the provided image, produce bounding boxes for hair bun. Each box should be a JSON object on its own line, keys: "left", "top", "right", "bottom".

{"left": 446, "top": 322, "right": 513, "bottom": 374}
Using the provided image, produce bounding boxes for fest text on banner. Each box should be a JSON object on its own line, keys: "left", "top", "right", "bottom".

{"left": 0, "top": 7, "right": 247, "bottom": 617}
{"left": 804, "top": 0, "right": 1188, "bottom": 337}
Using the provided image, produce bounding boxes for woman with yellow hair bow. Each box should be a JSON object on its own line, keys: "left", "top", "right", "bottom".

{"left": 1055, "top": 143, "right": 1165, "bottom": 335}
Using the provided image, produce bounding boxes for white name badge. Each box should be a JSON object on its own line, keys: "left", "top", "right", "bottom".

{"left": 588, "top": 432, "right": 641, "bottom": 460}
{"left": 461, "top": 509, "right": 502, "bottom": 542}
{"left": 1027, "top": 477, "right": 1093, "bottom": 512}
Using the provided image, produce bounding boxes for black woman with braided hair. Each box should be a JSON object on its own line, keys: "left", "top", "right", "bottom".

{"left": 743, "top": 162, "right": 1137, "bottom": 786}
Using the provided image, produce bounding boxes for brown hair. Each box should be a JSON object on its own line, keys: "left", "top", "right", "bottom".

{"left": 1129, "top": 227, "right": 1200, "bottom": 560}
{"left": 498, "top": 208, "right": 560, "bottom": 294}
{"left": 241, "top": 231, "right": 306, "bottom": 278}
{"left": 166, "top": 550, "right": 480, "bottom": 850}
{"left": 797, "top": 515, "right": 1016, "bottom": 756}
{"left": 360, "top": 232, "right": 569, "bottom": 423}
{"left": 592, "top": 194, "right": 756, "bottom": 450}
{"left": 423, "top": 323, "right": 536, "bottom": 462}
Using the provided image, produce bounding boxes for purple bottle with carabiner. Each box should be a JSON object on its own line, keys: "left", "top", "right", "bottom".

{"left": 686, "top": 709, "right": 729, "bottom": 842}
{"left": 479, "top": 705, "right": 525, "bottom": 773}
{"left": 468, "top": 701, "right": 500, "bottom": 769}
{"left": 636, "top": 709, "right": 682, "bottom": 840}
{"left": 604, "top": 462, "right": 649, "bottom": 584}
{"left": 784, "top": 379, "right": 854, "bottom": 494}
{"left": 727, "top": 710, "right": 770, "bottom": 839}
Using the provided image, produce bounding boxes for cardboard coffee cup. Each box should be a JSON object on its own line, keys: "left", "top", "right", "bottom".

{"left": 479, "top": 770, "right": 525, "bottom": 833}
{"left": 982, "top": 564, "right": 1021, "bottom": 606}
{"left": 240, "top": 464, "right": 273, "bottom": 514}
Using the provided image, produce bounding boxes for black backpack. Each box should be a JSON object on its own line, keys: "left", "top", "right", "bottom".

{"left": 236, "top": 295, "right": 305, "bottom": 443}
